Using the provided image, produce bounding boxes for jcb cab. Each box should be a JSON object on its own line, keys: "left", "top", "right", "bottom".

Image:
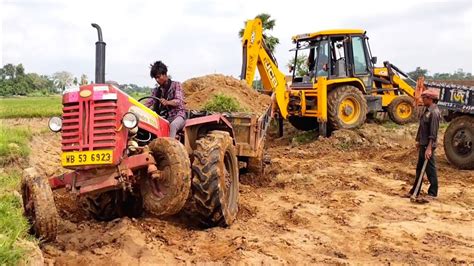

{"left": 288, "top": 30, "right": 416, "bottom": 133}
{"left": 241, "top": 19, "right": 417, "bottom": 135}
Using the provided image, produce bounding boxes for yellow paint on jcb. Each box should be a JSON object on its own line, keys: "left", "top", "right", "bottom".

{"left": 293, "top": 29, "right": 365, "bottom": 41}
{"left": 242, "top": 18, "right": 289, "bottom": 118}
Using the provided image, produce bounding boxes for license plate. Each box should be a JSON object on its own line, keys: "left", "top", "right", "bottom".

{"left": 61, "top": 150, "right": 113, "bottom": 166}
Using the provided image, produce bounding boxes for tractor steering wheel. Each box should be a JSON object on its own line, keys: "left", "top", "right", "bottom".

{"left": 137, "top": 96, "right": 168, "bottom": 117}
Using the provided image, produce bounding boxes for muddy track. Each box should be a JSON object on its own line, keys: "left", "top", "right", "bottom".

{"left": 14, "top": 119, "right": 474, "bottom": 264}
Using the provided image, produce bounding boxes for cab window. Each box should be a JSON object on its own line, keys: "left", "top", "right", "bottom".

{"left": 351, "top": 36, "right": 368, "bottom": 75}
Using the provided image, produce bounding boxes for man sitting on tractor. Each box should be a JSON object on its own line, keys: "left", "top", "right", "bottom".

{"left": 146, "top": 61, "right": 186, "bottom": 138}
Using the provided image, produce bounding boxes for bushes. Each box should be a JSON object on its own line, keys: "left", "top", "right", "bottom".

{"left": 202, "top": 93, "right": 245, "bottom": 113}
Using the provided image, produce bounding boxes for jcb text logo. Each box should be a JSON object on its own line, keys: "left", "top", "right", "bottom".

{"left": 263, "top": 58, "right": 278, "bottom": 88}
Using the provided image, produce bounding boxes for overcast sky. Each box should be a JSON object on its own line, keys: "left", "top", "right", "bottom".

{"left": 1, "top": 0, "right": 472, "bottom": 86}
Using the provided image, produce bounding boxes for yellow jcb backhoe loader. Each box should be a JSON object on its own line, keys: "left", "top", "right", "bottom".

{"left": 241, "top": 18, "right": 417, "bottom": 136}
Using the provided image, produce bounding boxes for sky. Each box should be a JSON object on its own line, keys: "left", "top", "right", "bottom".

{"left": 1, "top": 0, "right": 472, "bottom": 87}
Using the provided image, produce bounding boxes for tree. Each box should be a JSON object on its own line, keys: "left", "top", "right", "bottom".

{"left": 287, "top": 54, "right": 309, "bottom": 76}
{"left": 238, "top": 13, "right": 280, "bottom": 53}
{"left": 15, "top": 64, "right": 25, "bottom": 77}
{"left": 3, "top": 64, "right": 16, "bottom": 79}
{"left": 80, "top": 74, "right": 88, "bottom": 85}
{"left": 407, "top": 67, "right": 428, "bottom": 81}
{"left": 52, "top": 71, "right": 74, "bottom": 92}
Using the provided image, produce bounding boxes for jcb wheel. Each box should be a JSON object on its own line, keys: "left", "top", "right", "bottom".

{"left": 444, "top": 116, "right": 474, "bottom": 170}
{"left": 388, "top": 95, "right": 415, "bottom": 124}
{"left": 288, "top": 116, "right": 319, "bottom": 131}
{"left": 21, "top": 170, "right": 58, "bottom": 241}
{"left": 190, "top": 130, "right": 239, "bottom": 227}
{"left": 327, "top": 86, "right": 368, "bottom": 130}
{"left": 141, "top": 137, "right": 191, "bottom": 216}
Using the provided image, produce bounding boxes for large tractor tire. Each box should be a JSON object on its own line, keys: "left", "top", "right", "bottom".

{"left": 190, "top": 130, "right": 239, "bottom": 227}
{"left": 84, "top": 190, "right": 143, "bottom": 221}
{"left": 327, "top": 85, "right": 368, "bottom": 130}
{"left": 85, "top": 191, "right": 119, "bottom": 221}
{"left": 21, "top": 170, "right": 58, "bottom": 241}
{"left": 288, "top": 116, "right": 319, "bottom": 131}
{"left": 387, "top": 95, "right": 415, "bottom": 125}
{"left": 141, "top": 137, "right": 191, "bottom": 217}
{"left": 444, "top": 115, "right": 474, "bottom": 170}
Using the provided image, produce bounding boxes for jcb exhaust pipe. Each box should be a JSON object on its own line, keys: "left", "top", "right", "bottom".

{"left": 91, "top": 23, "right": 106, "bottom": 84}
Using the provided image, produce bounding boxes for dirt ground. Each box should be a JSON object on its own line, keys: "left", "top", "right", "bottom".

{"left": 7, "top": 118, "right": 474, "bottom": 265}
{"left": 182, "top": 74, "right": 272, "bottom": 114}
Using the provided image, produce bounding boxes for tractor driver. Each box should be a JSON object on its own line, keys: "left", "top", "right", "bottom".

{"left": 146, "top": 61, "right": 186, "bottom": 138}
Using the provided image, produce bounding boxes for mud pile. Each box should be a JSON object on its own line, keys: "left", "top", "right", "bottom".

{"left": 182, "top": 74, "right": 271, "bottom": 114}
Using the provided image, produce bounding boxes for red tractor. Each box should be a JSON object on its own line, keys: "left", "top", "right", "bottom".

{"left": 21, "top": 24, "right": 239, "bottom": 241}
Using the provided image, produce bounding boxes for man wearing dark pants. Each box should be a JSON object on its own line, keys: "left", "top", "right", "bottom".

{"left": 146, "top": 61, "right": 186, "bottom": 138}
{"left": 405, "top": 89, "right": 441, "bottom": 202}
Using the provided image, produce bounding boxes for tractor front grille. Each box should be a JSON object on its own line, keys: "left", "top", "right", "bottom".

{"left": 61, "top": 100, "right": 117, "bottom": 151}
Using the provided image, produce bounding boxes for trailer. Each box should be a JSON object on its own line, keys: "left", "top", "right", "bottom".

{"left": 428, "top": 83, "right": 474, "bottom": 170}
{"left": 184, "top": 107, "right": 272, "bottom": 175}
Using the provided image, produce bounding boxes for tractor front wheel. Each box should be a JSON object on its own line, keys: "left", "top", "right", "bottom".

{"left": 190, "top": 130, "right": 239, "bottom": 227}
{"left": 21, "top": 169, "right": 58, "bottom": 241}
{"left": 388, "top": 95, "right": 415, "bottom": 125}
{"left": 141, "top": 137, "right": 191, "bottom": 217}
{"left": 327, "top": 85, "right": 368, "bottom": 130}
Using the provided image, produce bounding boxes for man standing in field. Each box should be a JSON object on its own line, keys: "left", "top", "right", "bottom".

{"left": 404, "top": 89, "right": 441, "bottom": 202}
{"left": 146, "top": 61, "right": 186, "bottom": 138}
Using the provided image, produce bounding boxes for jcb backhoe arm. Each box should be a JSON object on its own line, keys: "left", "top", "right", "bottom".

{"left": 240, "top": 18, "right": 289, "bottom": 118}
{"left": 383, "top": 61, "right": 416, "bottom": 97}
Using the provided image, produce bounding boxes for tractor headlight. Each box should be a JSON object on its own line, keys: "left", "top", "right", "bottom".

{"left": 48, "top": 116, "right": 62, "bottom": 132}
{"left": 122, "top": 112, "right": 139, "bottom": 129}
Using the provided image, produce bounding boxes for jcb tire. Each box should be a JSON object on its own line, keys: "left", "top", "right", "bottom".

{"left": 21, "top": 172, "right": 58, "bottom": 241}
{"left": 288, "top": 116, "right": 319, "bottom": 131}
{"left": 388, "top": 95, "right": 415, "bottom": 125}
{"left": 327, "top": 86, "right": 368, "bottom": 130}
{"left": 141, "top": 137, "right": 191, "bottom": 216}
{"left": 191, "top": 131, "right": 239, "bottom": 227}
{"left": 444, "top": 116, "right": 474, "bottom": 170}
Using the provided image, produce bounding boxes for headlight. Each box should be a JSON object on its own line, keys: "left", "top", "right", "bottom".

{"left": 122, "top": 112, "right": 139, "bottom": 129}
{"left": 48, "top": 116, "right": 62, "bottom": 132}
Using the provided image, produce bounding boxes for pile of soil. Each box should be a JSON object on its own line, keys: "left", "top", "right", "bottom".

{"left": 182, "top": 74, "right": 271, "bottom": 114}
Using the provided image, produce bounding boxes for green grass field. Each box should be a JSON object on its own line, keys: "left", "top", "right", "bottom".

{"left": 0, "top": 124, "right": 34, "bottom": 265}
{"left": 0, "top": 96, "right": 62, "bottom": 118}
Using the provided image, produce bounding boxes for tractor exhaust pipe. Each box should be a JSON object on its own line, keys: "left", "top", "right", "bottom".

{"left": 91, "top": 23, "right": 106, "bottom": 84}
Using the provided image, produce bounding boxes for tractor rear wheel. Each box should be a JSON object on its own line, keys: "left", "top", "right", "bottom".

{"left": 388, "top": 95, "right": 415, "bottom": 124}
{"left": 85, "top": 191, "right": 119, "bottom": 221}
{"left": 444, "top": 115, "right": 474, "bottom": 170}
{"left": 327, "top": 85, "right": 368, "bottom": 130}
{"left": 288, "top": 116, "right": 319, "bottom": 131}
{"left": 21, "top": 169, "right": 58, "bottom": 241}
{"left": 141, "top": 137, "right": 191, "bottom": 217}
{"left": 84, "top": 190, "right": 143, "bottom": 221}
{"left": 190, "top": 130, "right": 239, "bottom": 227}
